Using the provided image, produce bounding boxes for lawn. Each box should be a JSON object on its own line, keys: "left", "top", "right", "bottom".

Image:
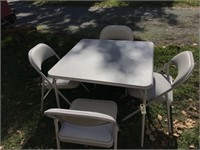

{"left": 1, "top": 1, "right": 199, "bottom": 149}
{"left": 1, "top": 25, "right": 199, "bottom": 149}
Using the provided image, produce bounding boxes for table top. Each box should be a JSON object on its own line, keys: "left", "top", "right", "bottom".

{"left": 48, "top": 39, "right": 154, "bottom": 89}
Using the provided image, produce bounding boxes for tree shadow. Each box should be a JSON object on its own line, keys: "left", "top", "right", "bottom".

{"left": 8, "top": 1, "right": 178, "bottom": 38}
{"left": 7, "top": 1, "right": 199, "bottom": 46}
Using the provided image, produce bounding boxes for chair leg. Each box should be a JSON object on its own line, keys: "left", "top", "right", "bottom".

{"left": 166, "top": 102, "right": 173, "bottom": 136}
{"left": 41, "top": 84, "right": 45, "bottom": 112}
{"left": 54, "top": 119, "right": 61, "bottom": 149}
{"left": 114, "top": 126, "right": 118, "bottom": 150}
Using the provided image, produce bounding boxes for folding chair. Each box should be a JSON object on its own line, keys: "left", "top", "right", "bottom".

{"left": 44, "top": 98, "right": 118, "bottom": 149}
{"left": 28, "top": 43, "right": 81, "bottom": 111}
{"left": 123, "top": 51, "right": 195, "bottom": 139}
{"left": 99, "top": 25, "right": 133, "bottom": 40}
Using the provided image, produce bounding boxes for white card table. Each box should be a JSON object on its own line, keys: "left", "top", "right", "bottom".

{"left": 49, "top": 39, "right": 154, "bottom": 89}
{"left": 48, "top": 39, "right": 154, "bottom": 147}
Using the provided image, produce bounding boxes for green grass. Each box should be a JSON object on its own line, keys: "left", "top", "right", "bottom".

{"left": 1, "top": 28, "right": 199, "bottom": 149}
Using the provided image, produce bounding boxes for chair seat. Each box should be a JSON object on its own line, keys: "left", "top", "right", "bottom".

{"left": 59, "top": 122, "right": 113, "bottom": 148}
{"left": 128, "top": 72, "right": 173, "bottom": 103}
{"left": 44, "top": 76, "right": 80, "bottom": 89}
{"left": 58, "top": 98, "right": 118, "bottom": 148}
{"left": 70, "top": 98, "right": 118, "bottom": 120}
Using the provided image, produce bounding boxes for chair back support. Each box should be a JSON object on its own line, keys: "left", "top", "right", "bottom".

{"left": 44, "top": 108, "right": 116, "bottom": 126}
{"left": 28, "top": 43, "right": 60, "bottom": 71}
{"left": 171, "top": 51, "right": 195, "bottom": 88}
{"left": 99, "top": 25, "right": 133, "bottom": 40}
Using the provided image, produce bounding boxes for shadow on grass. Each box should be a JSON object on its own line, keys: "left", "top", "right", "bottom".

{"left": 7, "top": 1, "right": 178, "bottom": 36}
{"left": 2, "top": 28, "right": 197, "bottom": 149}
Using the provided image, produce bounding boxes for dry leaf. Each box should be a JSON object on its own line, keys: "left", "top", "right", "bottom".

{"left": 174, "top": 122, "right": 187, "bottom": 129}
{"left": 176, "top": 129, "right": 183, "bottom": 134}
{"left": 164, "top": 131, "right": 169, "bottom": 135}
{"left": 20, "top": 139, "right": 25, "bottom": 145}
{"left": 185, "top": 118, "right": 196, "bottom": 128}
{"left": 173, "top": 119, "right": 179, "bottom": 124}
{"left": 192, "top": 43, "right": 198, "bottom": 46}
{"left": 157, "top": 114, "right": 163, "bottom": 121}
{"left": 189, "top": 144, "right": 195, "bottom": 149}
{"left": 181, "top": 110, "right": 187, "bottom": 116}
{"left": 188, "top": 98, "right": 193, "bottom": 102}
{"left": 16, "top": 130, "right": 23, "bottom": 137}
{"left": 173, "top": 133, "right": 180, "bottom": 137}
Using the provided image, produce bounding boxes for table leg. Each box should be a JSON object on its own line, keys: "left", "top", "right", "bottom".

{"left": 140, "top": 90, "right": 147, "bottom": 147}
{"left": 53, "top": 78, "right": 60, "bottom": 108}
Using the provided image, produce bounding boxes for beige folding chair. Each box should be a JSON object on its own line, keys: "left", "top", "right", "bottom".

{"left": 28, "top": 43, "right": 82, "bottom": 111}
{"left": 99, "top": 25, "right": 133, "bottom": 40}
{"left": 123, "top": 51, "right": 195, "bottom": 142}
{"left": 44, "top": 98, "right": 118, "bottom": 149}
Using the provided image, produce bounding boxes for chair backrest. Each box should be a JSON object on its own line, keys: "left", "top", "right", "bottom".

{"left": 28, "top": 43, "right": 60, "bottom": 71}
{"left": 99, "top": 25, "right": 133, "bottom": 40}
{"left": 44, "top": 108, "right": 116, "bottom": 126}
{"left": 28, "top": 43, "right": 60, "bottom": 85}
{"left": 170, "top": 51, "right": 195, "bottom": 88}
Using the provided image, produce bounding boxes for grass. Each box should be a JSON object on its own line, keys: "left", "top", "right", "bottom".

{"left": 1, "top": 27, "right": 199, "bottom": 149}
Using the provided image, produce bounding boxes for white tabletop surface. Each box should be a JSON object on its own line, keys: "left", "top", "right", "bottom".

{"left": 48, "top": 39, "right": 154, "bottom": 89}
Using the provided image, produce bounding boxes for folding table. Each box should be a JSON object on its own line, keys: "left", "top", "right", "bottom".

{"left": 48, "top": 39, "right": 154, "bottom": 147}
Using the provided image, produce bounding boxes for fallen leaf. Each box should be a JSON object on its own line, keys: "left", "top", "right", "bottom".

{"left": 157, "top": 114, "right": 163, "bottom": 121}
{"left": 192, "top": 43, "right": 198, "bottom": 46}
{"left": 173, "top": 133, "right": 180, "bottom": 137}
{"left": 16, "top": 130, "right": 23, "bottom": 137}
{"left": 181, "top": 110, "right": 187, "bottom": 116}
{"left": 174, "top": 122, "right": 187, "bottom": 129}
{"left": 176, "top": 129, "right": 183, "bottom": 134}
{"left": 189, "top": 144, "right": 196, "bottom": 149}
{"left": 188, "top": 98, "right": 193, "bottom": 102}
{"left": 20, "top": 139, "right": 25, "bottom": 145}
{"left": 185, "top": 118, "right": 196, "bottom": 128}
{"left": 164, "top": 131, "right": 169, "bottom": 135}
{"left": 173, "top": 119, "right": 179, "bottom": 124}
